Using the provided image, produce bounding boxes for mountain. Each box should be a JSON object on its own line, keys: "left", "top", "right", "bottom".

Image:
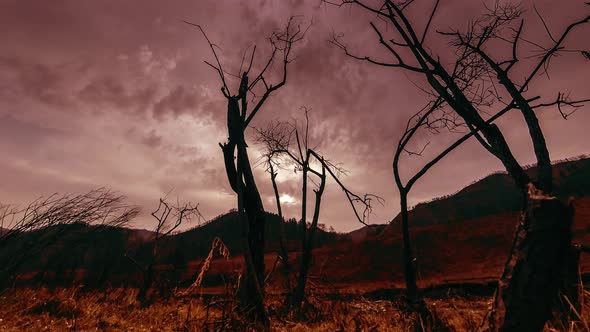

{"left": 346, "top": 224, "right": 387, "bottom": 243}
{"left": 126, "top": 228, "right": 156, "bottom": 243}
{"left": 166, "top": 210, "right": 340, "bottom": 261}
{"left": 0, "top": 210, "right": 340, "bottom": 288}
{"left": 3, "top": 156, "right": 590, "bottom": 290}
{"left": 386, "top": 156, "right": 590, "bottom": 228}
{"left": 316, "top": 156, "right": 590, "bottom": 287}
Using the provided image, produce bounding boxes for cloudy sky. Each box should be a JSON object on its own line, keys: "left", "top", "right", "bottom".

{"left": 1, "top": 0, "right": 588, "bottom": 232}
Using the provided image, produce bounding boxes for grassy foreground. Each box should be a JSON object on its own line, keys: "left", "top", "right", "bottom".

{"left": 0, "top": 286, "right": 589, "bottom": 331}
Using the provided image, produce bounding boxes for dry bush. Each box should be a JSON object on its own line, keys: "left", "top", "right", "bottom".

{"left": 0, "top": 188, "right": 139, "bottom": 290}
{"left": 178, "top": 237, "right": 252, "bottom": 331}
{"left": 545, "top": 288, "right": 590, "bottom": 332}
{"left": 183, "top": 237, "right": 231, "bottom": 294}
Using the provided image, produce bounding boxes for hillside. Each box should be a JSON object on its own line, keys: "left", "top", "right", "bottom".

{"left": 0, "top": 210, "right": 340, "bottom": 288}
{"left": 167, "top": 210, "right": 340, "bottom": 260}
{"left": 3, "top": 157, "right": 590, "bottom": 290}
{"left": 316, "top": 157, "right": 590, "bottom": 287}
{"left": 386, "top": 156, "right": 590, "bottom": 228}
{"left": 166, "top": 156, "right": 590, "bottom": 289}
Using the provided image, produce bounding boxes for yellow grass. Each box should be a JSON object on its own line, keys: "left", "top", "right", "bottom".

{"left": 1, "top": 285, "right": 589, "bottom": 331}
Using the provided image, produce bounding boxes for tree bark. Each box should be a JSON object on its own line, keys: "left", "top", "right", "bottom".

{"left": 468, "top": 50, "right": 553, "bottom": 193}
{"left": 484, "top": 188, "right": 573, "bottom": 332}
{"left": 270, "top": 166, "right": 292, "bottom": 292}
{"left": 137, "top": 263, "right": 154, "bottom": 305}
{"left": 400, "top": 191, "right": 419, "bottom": 301}
{"left": 290, "top": 166, "right": 325, "bottom": 311}
{"left": 400, "top": 191, "right": 448, "bottom": 332}
{"left": 221, "top": 94, "right": 268, "bottom": 326}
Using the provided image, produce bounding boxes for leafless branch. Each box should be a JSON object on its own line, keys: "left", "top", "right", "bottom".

{"left": 0, "top": 188, "right": 139, "bottom": 245}
{"left": 151, "top": 197, "right": 203, "bottom": 239}
{"left": 184, "top": 21, "right": 231, "bottom": 98}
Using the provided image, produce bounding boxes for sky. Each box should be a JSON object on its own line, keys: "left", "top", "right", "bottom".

{"left": 1, "top": 0, "right": 589, "bottom": 232}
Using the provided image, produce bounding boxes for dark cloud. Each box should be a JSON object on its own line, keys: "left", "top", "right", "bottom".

{"left": 153, "top": 86, "right": 200, "bottom": 119}
{"left": 141, "top": 130, "right": 164, "bottom": 148}
{"left": 0, "top": 0, "right": 588, "bottom": 231}
{"left": 79, "top": 77, "right": 134, "bottom": 109}
{"left": 0, "top": 56, "right": 73, "bottom": 107}
{"left": 77, "top": 76, "right": 159, "bottom": 115}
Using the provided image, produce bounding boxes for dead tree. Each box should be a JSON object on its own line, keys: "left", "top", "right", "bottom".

{"left": 327, "top": 0, "right": 589, "bottom": 330}
{"left": 257, "top": 121, "right": 295, "bottom": 293}
{"left": 256, "top": 108, "right": 381, "bottom": 314}
{"left": 392, "top": 99, "right": 446, "bottom": 327}
{"left": 394, "top": 93, "right": 587, "bottom": 330}
{"left": 188, "top": 17, "right": 307, "bottom": 325}
{"left": 127, "top": 197, "right": 201, "bottom": 305}
{"left": 0, "top": 188, "right": 139, "bottom": 289}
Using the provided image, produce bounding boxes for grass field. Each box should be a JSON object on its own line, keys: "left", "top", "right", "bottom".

{"left": 0, "top": 285, "right": 588, "bottom": 331}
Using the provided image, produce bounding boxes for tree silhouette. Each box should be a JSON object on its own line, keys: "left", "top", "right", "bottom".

{"left": 257, "top": 120, "right": 294, "bottom": 294}
{"left": 126, "top": 196, "right": 201, "bottom": 305}
{"left": 189, "top": 17, "right": 308, "bottom": 326}
{"left": 256, "top": 107, "right": 381, "bottom": 314}
{"left": 327, "top": 1, "right": 589, "bottom": 330}
{"left": 0, "top": 188, "right": 139, "bottom": 289}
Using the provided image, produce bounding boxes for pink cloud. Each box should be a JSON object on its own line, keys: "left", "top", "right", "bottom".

{"left": 0, "top": 0, "right": 588, "bottom": 232}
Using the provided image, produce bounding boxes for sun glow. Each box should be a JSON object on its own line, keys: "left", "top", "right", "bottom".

{"left": 279, "top": 193, "right": 297, "bottom": 205}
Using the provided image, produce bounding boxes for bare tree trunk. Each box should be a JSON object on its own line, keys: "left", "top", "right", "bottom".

{"left": 197, "top": 19, "right": 304, "bottom": 326}
{"left": 137, "top": 238, "right": 158, "bottom": 305}
{"left": 484, "top": 191, "right": 573, "bottom": 332}
{"left": 400, "top": 191, "right": 418, "bottom": 301}
{"left": 290, "top": 166, "right": 326, "bottom": 311}
{"left": 400, "top": 191, "right": 448, "bottom": 331}
{"left": 496, "top": 77, "right": 552, "bottom": 193}
{"left": 238, "top": 142, "right": 266, "bottom": 287}
{"left": 256, "top": 119, "right": 374, "bottom": 315}
{"left": 236, "top": 164, "right": 268, "bottom": 326}
{"left": 137, "top": 263, "right": 154, "bottom": 305}
{"left": 323, "top": 1, "right": 588, "bottom": 330}
{"left": 221, "top": 96, "right": 268, "bottom": 326}
{"left": 270, "top": 164, "right": 292, "bottom": 292}
{"left": 287, "top": 158, "right": 308, "bottom": 310}
{"left": 470, "top": 53, "right": 553, "bottom": 193}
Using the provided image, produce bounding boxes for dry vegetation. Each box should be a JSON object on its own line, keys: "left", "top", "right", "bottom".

{"left": 2, "top": 163, "right": 590, "bottom": 331}
{"left": 0, "top": 285, "right": 589, "bottom": 331}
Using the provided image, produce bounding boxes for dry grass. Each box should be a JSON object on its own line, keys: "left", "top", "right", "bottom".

{"left": 0, "top": 286, "right": 589, "bottom": 331}
{"left": 183, "top": 237, "right": 232, "bottom": 296}
{"left": 0, "top": 287, "right": 204, "bottom": 331}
